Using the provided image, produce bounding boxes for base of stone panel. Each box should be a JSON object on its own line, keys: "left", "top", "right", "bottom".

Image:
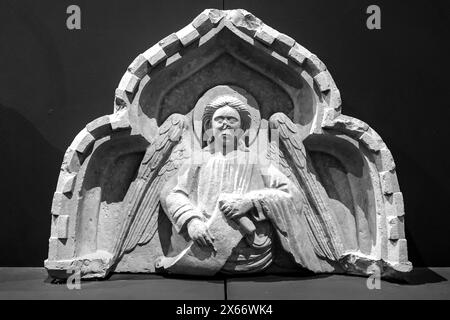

{"left": 45, "top": 251, "right": 414, "bottom": 281}
{"left": 44, "top": 250, "right": 113, "bottom": 280}
{"left": 338, "top": 252, "right": 413, "bottom": 279}
{"left": 0, "top": 267, "right": 448, "bottom": 300}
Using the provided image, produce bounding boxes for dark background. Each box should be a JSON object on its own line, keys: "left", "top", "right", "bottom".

{"left": 0, "top": 0, "right": 448, "bottom": 267}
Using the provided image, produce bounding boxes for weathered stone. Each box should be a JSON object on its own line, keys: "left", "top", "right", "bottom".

{"left": 271, "top": 51, "right": 288, "bottom": 64}
{"left": 51, "top": 192, "right": 66, "bottom": 216}
{"left": 158, "top": 33, "right": 183, "bottom": 58}
{"left": 47, "top": 238, "right": 59, "bottom": 259}
{"left": 323, "top": 115, "right": 369, "bottom": 136}
{"left": 254, "top": 24, "right": 278, "bottom": 46}
{"left": 387, "top": 216, "right": 405, "bottom": 240}
{"left": 322, "top": 107, "right": 340, "bottom": 127}
{"left": 326, "top": 89, "right": 342, "bottom": 110}
{"left": 165, "top": 53, "right": 182, "bottom": 66}
{"left": 61, "top": 148, "right": 81, "bottom": 173}
{"left": 273, "top": 33, "right": 296, "bottom": 56}
{"left": 359, "top": 131, "right": 384, "bottom": 152}
{"left": 127, "top": 54, "right": 150, "bottom": 79}
{"left": 56, "top": 173, "right": 76, "bottom": 195}
{"left": 176, "top": 24, "right": 200, "bottom": 46}
{"left": 380, "top": 171, "right": 401, "bottom": 195}
{"left": 208, "top": 9, "right": 225, "bottom": 24}
{"left": 386, "top": 260, "right": 413, "bottom": 273}
{"left": 314, "top": 71, "right": 332, "bottom": 93}
{"left": 46, "top": 9, "right": 411, "bottom": 280}
{"left": 227, "top": 9, "right": 261, "bottom": 37}
{"left": 387, "top": 239, "right": 408, "bottom": 263}
{"left": 304, "top": 54, "right": 327, "bottom": 76}
{"left": 142, "top": 44, "right": 167, "bottom": 67}
{"left": 288, "top": 43, "right": 312, "bottom": 66}
{"left": 376, "top": 147, "right": 396, "bottom": 172}
{"left": 86, "top": 115, "right": 112, "bottom": 138}
{"left": 192, "top": 11, "right": 214, "bottom": 35}
{"left": 56, "top": 215, "right": 70, "bottom": 239}
{"left": 114, "top": 88, "right": 129, "bottom": 111}
{"left": 69, "top": 128, "right": 95, "bottom": 154}
{"left": 109, "top": 109, "right": 130, "bottom": 131}
{"left": 385, "top": 192, "right": 405, "bottom": 216}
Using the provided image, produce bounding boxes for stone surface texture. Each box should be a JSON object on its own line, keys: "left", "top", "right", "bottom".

{"left": 45, "top": 9, "right": 411, "bottom": 280}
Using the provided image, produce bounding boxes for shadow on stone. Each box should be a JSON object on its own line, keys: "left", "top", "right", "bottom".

{"left": 387, "top": 268, "right": 448, "bottom": 285}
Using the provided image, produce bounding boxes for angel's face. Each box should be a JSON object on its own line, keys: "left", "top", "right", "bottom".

{"left": 211, "top": 106, "right": 242, "bottom": 150}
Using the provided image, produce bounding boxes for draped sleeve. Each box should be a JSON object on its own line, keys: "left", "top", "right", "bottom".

{"left": 246, "top": 164, "right": 335, "bottom": 273}
{"left": 160, "top": 164, "right": 203, "bottom": 233}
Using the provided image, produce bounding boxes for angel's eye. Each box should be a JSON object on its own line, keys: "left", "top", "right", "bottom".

{"left": 214, "top": 117, "right": 224, "bottom": 124}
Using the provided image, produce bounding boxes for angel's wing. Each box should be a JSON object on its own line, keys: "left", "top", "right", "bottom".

{"left": 109, "top": 113, "right": 193, "bottom": 266}
{"left": 268, "top": 113, "right": 344, "bottom": 261}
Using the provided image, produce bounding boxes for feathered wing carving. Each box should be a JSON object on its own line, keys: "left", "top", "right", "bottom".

{"left": 268, "top": 113, "right": 344, "bottom": 261}
{"left": 109, "top": 113, "right": 193, "bottom": 268}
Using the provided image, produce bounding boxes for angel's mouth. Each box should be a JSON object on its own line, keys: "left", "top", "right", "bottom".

{"left": 220, "top": 132, "right": 235, "bottom": 139}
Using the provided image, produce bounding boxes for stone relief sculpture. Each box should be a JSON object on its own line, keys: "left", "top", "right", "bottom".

{"left": 45, "top": 9, "right": 412, "bottom": 280}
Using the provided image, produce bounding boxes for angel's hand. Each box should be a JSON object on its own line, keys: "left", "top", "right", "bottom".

{"left": 187, "top": 218, "right": 215, "bottom": 248}
{"left": 219, "top": 195, "right": 254, "bottom": 220}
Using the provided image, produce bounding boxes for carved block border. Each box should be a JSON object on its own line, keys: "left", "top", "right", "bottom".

{"left": 113, "top": 9, "right": 342, "bottom": 119}
{"left": 322, "top": 114, "right": 411, "bottom": 270}
{"left": 47, "top": 110, "right": 132, "bottom": 259}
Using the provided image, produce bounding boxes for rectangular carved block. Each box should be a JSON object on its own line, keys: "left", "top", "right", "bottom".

{"left": 109, "top": 109, "right": 130, "bottom": 131}
{"left": 86, "top": 115, "right": 112, "bottom": 138}
{"left": 273, "top": 33, "right": 296, "bottom": 56}
{"left": 288, "top": 43, "right": 311, "bottom": 66}
{"left": 380, "top": 170, "right": 401, "bottom": 195}
{"left": 385, "top": 192, "right": 405, "bottom": 216}
{"left": 69, "top": 128, "right": 95, "bottom": 155}
{"left": 304, "top": 54, "right": 327, "bottom": 76}
{"left": 61, "top": 148, "right": 81, "bottom": 173}
{"left": 387, "top": 216, "right": 405, "bottom": 240}
{"left": 118, "top": 71, "right": 140, "bottom": 94}
{"left": 314, "top": 71, "right": 332, "bottom": 93}
{"left": 56, "top": 215, "right": 70, "bottom": 239}
{"left": 192, "top": 11, "right": 214, "bottom": 35}
{"left": 255, "top": 24, "right": 278, "bottom": 46}
{"left": 387, "top": 239, "right": 408, "bottom": 263}
{"left": 127, "top": 54, "right": 150, "bottom": 79}
{"left": 48, "top": 237, "right": 59, "bottom": 259}
{"left": 51, "top": 192, "right": 66, "bottom": 216}
{"left": 159, "top": 33, "right": 182, "bottom": 57}
{"left": 176, "top": 24, "right": 200, "bottom": 46}
{"left": 143, "top": 44, "right": 167, "bottom": 67}
{"left": 360, "top": 131, "right": 384, "bottom": 152}
{"left": 375, "top": 147, "right": 396, "bottom": 172}
{"left": 56, "top": 172, "right": 76, "bottom": 195}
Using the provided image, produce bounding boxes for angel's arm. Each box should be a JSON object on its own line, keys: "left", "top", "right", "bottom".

{"left": 246, "top": 164, "right": 303, "bottom": 222}
{"left": 222, "top": 164, "right": 302, "bottom": 228}
{"left": 160, "top": 165, "right": 203, "bottom": 233}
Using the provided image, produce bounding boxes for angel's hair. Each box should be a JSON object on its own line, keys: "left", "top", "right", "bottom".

{"left": 202, "top": 95, "right": 252, "bottom": 132}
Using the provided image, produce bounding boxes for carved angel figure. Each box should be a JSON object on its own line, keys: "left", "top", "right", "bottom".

{"left": 108, "top": 93, "right": 347, "bottom": 276}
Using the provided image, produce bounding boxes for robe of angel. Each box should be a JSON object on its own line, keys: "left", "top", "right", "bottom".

{"left": 109, "top": 95, "right": 345, "bottom": 276}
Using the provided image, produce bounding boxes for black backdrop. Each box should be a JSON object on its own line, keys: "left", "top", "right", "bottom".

{"left": 0, "top": 0, "right": 448, "bottom": 267}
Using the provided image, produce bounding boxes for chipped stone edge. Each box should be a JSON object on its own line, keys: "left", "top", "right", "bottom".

{"left": 322, "top": 114, "right": 410, "bottom": 267}
{"left": 45, "top": 250, "right": 113, "bottom": 279}
{"left": 112, "top": 8, "right": 342, "bottom": 114}
{"left": 47, "top": 113, "right": 131, "bottom": 265}
{"left": 339, "top": 252, "right": 412, "bottom": 278}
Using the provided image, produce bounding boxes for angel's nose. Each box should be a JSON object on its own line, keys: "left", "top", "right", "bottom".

{"left": 221, "top": 121, "right": 230, "bottom": 129}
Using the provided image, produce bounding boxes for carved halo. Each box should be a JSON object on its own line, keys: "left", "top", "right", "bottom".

{"left": 192, "top": 85, "right": 261, "bottom": 147}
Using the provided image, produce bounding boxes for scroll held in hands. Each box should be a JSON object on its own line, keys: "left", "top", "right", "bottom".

{"left": 155, "top": 196, "right": 253, "bottom": 275}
